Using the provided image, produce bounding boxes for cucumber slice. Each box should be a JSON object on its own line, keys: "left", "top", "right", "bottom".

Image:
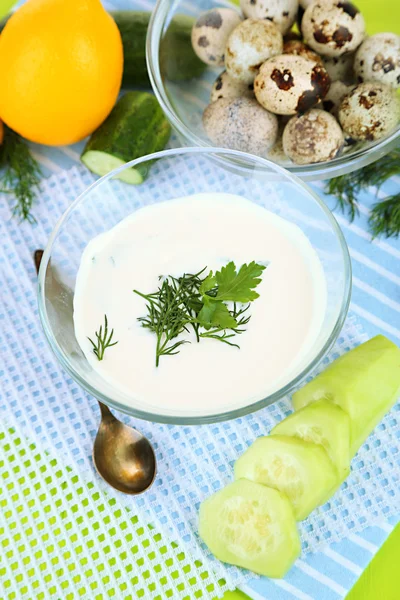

{"left": 271, "top": 399, "right": 351, "bottom": 481}
{"left": 199, "top": 479, "right": 301, "bottom": 578}
{"left": 293, "top": 335, "right": 400, "bottom": 456}
{"left": 234, "top": 435, "right": 337, "bottom": 520}
{"left": 81, "top": 151, "right": 144, "bottom": 184}
{"left": 81, "top": 92, "right": 171, "bottom": 183}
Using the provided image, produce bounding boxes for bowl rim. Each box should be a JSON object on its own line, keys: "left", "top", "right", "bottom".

{"left": 145, "top": 0, "right": 400, "bottom": 182}
{"left": 38, "top": 146, "right": 352, "bottom": 424}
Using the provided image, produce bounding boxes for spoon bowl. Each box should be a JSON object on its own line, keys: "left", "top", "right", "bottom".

{"left": 93, "top": 402, "right": 156, "bottom": 495}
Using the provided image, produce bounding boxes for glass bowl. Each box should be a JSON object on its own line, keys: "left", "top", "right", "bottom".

{"left": 146, "top": 0, "right": 400, "bottom": 181}
{"left": 38, "top": 147, "right": 351, "bottom": 424}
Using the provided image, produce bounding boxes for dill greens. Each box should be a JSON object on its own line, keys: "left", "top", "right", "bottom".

{"left": 326, "top": 147, "right": 400, "bottom": 238}
{"left": 88, "top": 314, "right": 119, "bottom": 361}
{"left": 0, "top": 127, "right": 42, "bottom": 223}
{"left": 134, "top": 261, "right": 266, "bottom": 367}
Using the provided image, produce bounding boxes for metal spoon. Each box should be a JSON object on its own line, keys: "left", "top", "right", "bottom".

{"left": 35, "top": 249, "right": 157, "bottom": 494}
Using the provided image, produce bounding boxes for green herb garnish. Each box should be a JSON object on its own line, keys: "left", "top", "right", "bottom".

{"left": 0, "top": 127, "right": 42, "bottom": 223}
{"left": 134, "top": 261, "right": 266, "bottom": 366}
{"left": 88, "top": 314, "right": 119, "bottom": 361}
{"left": 327, "top": 146, "right": 400, "bottom": 238}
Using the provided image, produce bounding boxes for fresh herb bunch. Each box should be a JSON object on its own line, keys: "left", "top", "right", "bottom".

{"left": 134, "top": 261, "right": 266, "bottom": 366}
{"left": 327, "top": 147, "right": 400, "bottom": 238}
{"left": 0, "top": 126, "right": 42, "bottom": 223}
{"left": 88, "top": 314, "right": 119, "bottom": 361}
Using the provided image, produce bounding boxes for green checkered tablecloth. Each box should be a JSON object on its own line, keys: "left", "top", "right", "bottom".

{"left": 0, "top": 426, "right": 229, "bottom": 599}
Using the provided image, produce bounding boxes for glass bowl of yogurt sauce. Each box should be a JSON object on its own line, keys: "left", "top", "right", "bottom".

{"left": 38, "top": 147, "right": 351, "bottom": 424}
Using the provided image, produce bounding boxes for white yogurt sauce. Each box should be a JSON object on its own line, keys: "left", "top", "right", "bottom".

{"left": 73, "top": 193, "right": 326, "bottom": 415}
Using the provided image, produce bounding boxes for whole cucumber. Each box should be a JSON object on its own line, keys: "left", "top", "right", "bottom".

{"left": 111, "top": 11, "right": 207, "bottom": 87}
{"left": 81, "top": 91, "right": 171, "bottom": 184}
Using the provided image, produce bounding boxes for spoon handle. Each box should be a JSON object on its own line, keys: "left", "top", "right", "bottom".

{"left": 98, "top": 401, "right": 115, "bottom": 421}
{"left": 34, "top": 249, "right": 44, "bottom": 274}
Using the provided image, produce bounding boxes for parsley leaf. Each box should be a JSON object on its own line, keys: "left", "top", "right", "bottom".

{"left": 199, "top": 271, "right": 217, "bottom": 295}
{"left": 214, "top": 261, "right": 266, "bottom": 302}
{"left": 198, "top": 297, "right": 238, "bottom": 330}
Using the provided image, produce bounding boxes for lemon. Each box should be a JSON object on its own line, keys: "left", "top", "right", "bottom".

{"left": 0, "top": 0, "right": 123, "bottom": 145}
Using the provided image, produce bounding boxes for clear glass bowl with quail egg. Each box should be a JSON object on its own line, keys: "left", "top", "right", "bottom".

{"left": 147, "top": 0, "right": 400, "bottom": 180}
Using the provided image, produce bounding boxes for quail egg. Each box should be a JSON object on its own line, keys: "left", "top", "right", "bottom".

{"left": 203, "top": 97, "right": 279, "bottom": 156}
{"left": 338, "top": 81, "right": 400, "bottom": 141}
{"left": 210, "top": 70, "right": 255, "bottom": 102}
{"left": 354, "top": 33, "right": 400, "bottom": 89}
{"left": 225, "top": 18, "right": 283, "bottom": 84}
{"left": 323, "top": 80, "right": 354, "bottom": 116}
{"left": 299, "top": 0, "right": 315, "bottom": 7}
{"left": 254, "top": 54, "right": 330, "bottom": 115}
{"left": 283, "top": 108, "right": 344, "bottom": 163}
{"left": 283, "top": 40, "right": 324, "bottom": 65}
{"left": 240, "top": 0, "right": 299, "bottom": 34}
{"left": 323, "top": 53, "right": 356, "bottom": 82}
{"left": 302, "top": 0, "right": 365, "bottom": 57}
{"left": 191, "top": 8, "right": 242, "bottom": 66}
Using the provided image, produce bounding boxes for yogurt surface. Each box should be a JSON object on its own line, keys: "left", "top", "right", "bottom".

{"left": 73, "top": 193, "right": 327, "bottom": 415}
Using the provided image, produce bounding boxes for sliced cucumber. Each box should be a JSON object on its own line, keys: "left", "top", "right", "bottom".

{"left": 81, "top": 151, "right": 144, "bottom": 184}
{"left": 293, "top": 335, "right": 400, "bottom": 456}
{"left": 199, "top": 478, "right": 301, "bottom": 578}
{"left": 234, "top": 435, "right": 337, "bottom": 520}
{"left": 81, "top": 91, "right": 171, "bottom": 183}
{"left": 271, "top": 399, "right": 351, "bottom": 481}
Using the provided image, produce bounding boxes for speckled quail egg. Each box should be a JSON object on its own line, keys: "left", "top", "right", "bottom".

{"left": 225, "top": 19, "right": 283, "bottom": 84}
{"left": 240, "top": 0, "right": 298, "bottom": 35}
{"left": 210, "top": 71, "right": 255, "bottom": 103}
{"left": 191, "top": 8, "right": 242, "bottom": 66}
{"left": 203, "top": 97, "right": 279, "bottom": 156}
{"left": 338, "top": 81, "right": 400, "bottom": 141}
{"left": 283, "top": 40, "right": 324, "bottom": 65}
{"left": 323, "top": 53, "right": 356, "bottom": 83}
{"left": 254, "top": 54, "right": 331, "bottom": 115}
{"left": 354, "top": 33, "right": 400, "bottom": 89}
{"left": 302, "top": 0, "right": 365, "bottom": 57}
{"left": 283, "top": 108, "right": 344, "bottom": 163}
{"left": 323, "top": 80, "right": 354, "bottom": 116}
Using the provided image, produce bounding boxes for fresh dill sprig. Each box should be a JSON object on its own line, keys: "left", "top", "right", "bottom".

{"left": 0, "top": 127, "right": 42, "bottom": 223}
{"left": 134, "top": 261, "right": 266, "bottom": 366}
{"left": 88, "top": 314, "right": 119, "bottom": 361}
{"left": 369, "top": 194, "right": 400, "bottom": 239}
{"left": 134, "top": 276, "right": 194, "bottom": 367}
{"left": 326, "top": 147, "right": 400, "bottom": 238}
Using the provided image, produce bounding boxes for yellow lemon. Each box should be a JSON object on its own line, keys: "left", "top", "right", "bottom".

{"left": 0, "top": 0, "right": 123, "bottom": 145}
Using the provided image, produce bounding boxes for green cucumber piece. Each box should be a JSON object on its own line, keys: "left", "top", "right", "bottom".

{"left": 159, "top": 14, "right": 208, "bottom": 82}
{"left": 234, "top": 435, "right": 337, "bottom": 520}
{"left": 111, "top": 11, "right": 150, "bottom": 88}
{"left": 271, "top": 399, "right": 351, "bottom": 481}
{"left": 293, "top": 335, "right": 400, "bottom": 456}
{"left": 199, "top": 479, "right": 301, "bottom": 578}
{"left": 110, "top": 11, "right": 207, "bottom": 87}
{"left": 81, "top": 91, "right": 170, "bottom": 183}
